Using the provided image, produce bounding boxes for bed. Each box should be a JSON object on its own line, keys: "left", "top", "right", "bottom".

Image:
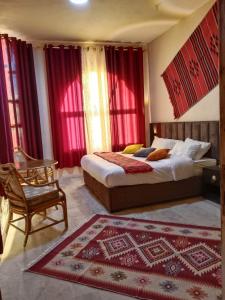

{"left": 82, "top": 121, "right": 219, "bottom": 212}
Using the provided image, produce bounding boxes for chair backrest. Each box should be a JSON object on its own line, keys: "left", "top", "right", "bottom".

{"left": 0, "top": 163, "right": 26, "bottom": 208}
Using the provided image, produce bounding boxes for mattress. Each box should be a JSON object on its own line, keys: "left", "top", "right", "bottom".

{"left": 81, "top": 153, "right": 199, "bottom": 188}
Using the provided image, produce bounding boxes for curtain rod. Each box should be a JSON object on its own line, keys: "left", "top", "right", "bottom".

{"left": 41, "top": 46, "right": 144, "bottom": 51}
{"left": 31, "top": 39, "right": 146, "bottom": 49}
{"left": 1, "top": 35, "right": 147, "bottom": 49}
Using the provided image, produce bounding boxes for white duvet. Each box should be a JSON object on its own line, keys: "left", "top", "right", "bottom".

{"left": 81, "top": 153, "right": 196, "bottom": 188}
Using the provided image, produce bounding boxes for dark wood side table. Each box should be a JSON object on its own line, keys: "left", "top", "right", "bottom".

{"left": 202, "top": 165, "right": 220, "bottom": 203}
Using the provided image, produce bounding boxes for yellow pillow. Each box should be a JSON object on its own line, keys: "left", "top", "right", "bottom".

{"left": 146, "top": 149, "right": 169, "bottom": 161}
{"left": 122, "top": 144, "right": 143, "bottom": 154}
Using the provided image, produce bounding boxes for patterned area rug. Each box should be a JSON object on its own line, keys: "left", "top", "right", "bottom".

{"left": 26, "top": 214, "right": 222, "bottom": 300}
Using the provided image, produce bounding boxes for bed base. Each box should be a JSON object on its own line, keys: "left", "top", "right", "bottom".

{"left": 83, "top": 170, "right": 202, "bottom": 212}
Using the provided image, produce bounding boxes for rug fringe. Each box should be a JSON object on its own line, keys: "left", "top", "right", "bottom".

{"left": 22, "top": 213, "right": 100, "bottom": 272}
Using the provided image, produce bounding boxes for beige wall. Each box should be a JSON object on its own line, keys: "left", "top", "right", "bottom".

{"left": 148, "top": 0, "right": 219, "bottom": 123}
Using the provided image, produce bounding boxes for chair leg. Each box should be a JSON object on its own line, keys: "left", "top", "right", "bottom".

{"left": 24, "top": 214, "right": 31, "bottom": 247}
{"left": 62, "top": 200, "right": 68, "bottom": 230}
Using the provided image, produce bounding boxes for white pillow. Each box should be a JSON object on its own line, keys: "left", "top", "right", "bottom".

{"left": 151, "top": 136, "right": 178, "bottom": 150}
{"left": 170, "top": 140, "right": 201, "bottom": 159}
{"left": 169, "top": 141, "right": 183, "bottom": 155}
{"left": 185, "top": 138, "right": 211, "bottom": 160}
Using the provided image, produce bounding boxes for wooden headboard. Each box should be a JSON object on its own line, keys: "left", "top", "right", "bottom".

{"left": 149, "top": 121, "right": 219, "bottom": 160}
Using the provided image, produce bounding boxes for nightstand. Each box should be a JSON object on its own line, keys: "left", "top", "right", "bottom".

{"left": 202, "top": 165, "right": 220, "bottom": 203}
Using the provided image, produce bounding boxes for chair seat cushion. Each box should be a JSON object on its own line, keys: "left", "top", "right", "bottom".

{"left": 22, "top": 185, "right": 59, "bottom": 207}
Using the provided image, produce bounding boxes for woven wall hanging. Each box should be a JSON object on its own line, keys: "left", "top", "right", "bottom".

{"left": 162, "top": 1, "right": 218, "bottom": 119}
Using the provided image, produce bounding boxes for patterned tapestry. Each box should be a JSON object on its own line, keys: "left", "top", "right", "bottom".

{"left": 162, "top": 1, "right": 218, "bottom": 119}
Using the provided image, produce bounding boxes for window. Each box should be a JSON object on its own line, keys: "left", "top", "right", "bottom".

{"left": 2, "top": 39, "right": 24, "bottom": 149}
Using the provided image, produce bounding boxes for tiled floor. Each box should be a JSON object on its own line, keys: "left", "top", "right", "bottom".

{"left": 0, "top": 169, "right": 221, "bottom": 300}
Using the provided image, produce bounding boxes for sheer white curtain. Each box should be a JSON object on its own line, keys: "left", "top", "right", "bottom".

{"left": 81, "top": 47, "right": 111, "bottom": 153}
{"left": 33, "top": 48, "right": 53, "bottom": 159}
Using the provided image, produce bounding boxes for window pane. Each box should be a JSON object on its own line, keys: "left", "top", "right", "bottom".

{"left": 11, "top": 127, "right": 18, "bottom": 148}
{"left": 18, "top": 127, "right": 24, "bottom": 147}
{"left": 8, "top": 102, "right": 16, "bottom": 126}
{"left": 5, "top": 72, "right": 13, "bottom": 100}
{"left": 15, "top": 102, "right": 21, "bottom": 124}
{"left": 2, "top": 39, "right": 9, "bottom": 66}
{"left": 12, "top": 74, "right": 19, "bottom": 99}
{"left": 10, "top": 46, "right": 16, "bottom": 72}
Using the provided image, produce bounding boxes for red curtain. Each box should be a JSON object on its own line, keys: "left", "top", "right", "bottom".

{"left": 0, "top": 39, "right": 13, "bottom": 163}
{"left": 44, "top": 45, "right": 86, "bottom": 168}
{"left": 1, "top": 34, "right": 43, "bottom": 158}
{"left": 105, "top": 46, "right": 145, "bottom": 152}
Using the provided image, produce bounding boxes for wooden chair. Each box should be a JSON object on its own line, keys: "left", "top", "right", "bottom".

{"left": 0, "top": 163, "right": 68, "bottom": 247}
{"left": 13, "top": 147, "right": 55, "bottom": 184}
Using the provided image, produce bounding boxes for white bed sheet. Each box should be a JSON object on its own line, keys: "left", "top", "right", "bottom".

{"left": 193, "top": 158, "right": 217, "bottom": 176}
{"left": 81, "top": 153, "right": 196, "bottom": 188}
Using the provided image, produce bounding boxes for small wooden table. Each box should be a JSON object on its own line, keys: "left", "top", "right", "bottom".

{"left": 15, "top": 159, "right": 58, "bottom": 182}
{"left": 15, "top": 159, "right": 57, "bottom": 171}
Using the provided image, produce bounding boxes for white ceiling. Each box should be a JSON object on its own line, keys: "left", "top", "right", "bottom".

{"left": 0, "top": 0, "right": 214, "bottom": 43}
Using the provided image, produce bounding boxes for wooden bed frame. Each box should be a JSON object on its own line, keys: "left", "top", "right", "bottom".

{"left": 83, "top": 121, "right": 219, "bottom": 212}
